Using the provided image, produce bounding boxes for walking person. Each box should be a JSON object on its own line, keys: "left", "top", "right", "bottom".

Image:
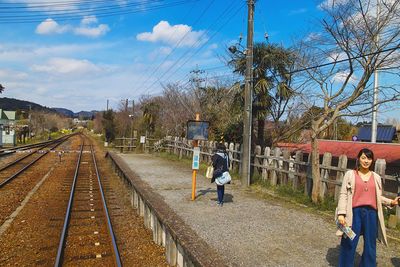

{"left": 211, "top": 143, "right": 230, "bottom": 207}
{"left": 336, "top": 148, "right": 399, "bottom": 267}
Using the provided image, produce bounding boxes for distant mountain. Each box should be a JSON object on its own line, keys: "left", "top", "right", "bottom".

{"left": 0, "top": 97, "right": 54, "bottom": 113}
{"left": 74, "top": 110, "right": 97, "bottom": 119}
{"left": 0, "top": 97, "right": 98, "bottom": 119}
{"left": 52, "top": 107, "right": 75, "bottom": 117}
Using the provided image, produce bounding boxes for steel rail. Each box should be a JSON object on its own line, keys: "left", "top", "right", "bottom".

{"left": 0, "top": 136, "right": 72, "bottom": 188}
{"left": 91, "top": 144, "right": 122, "bottom": 267}
{"left": 0, "top": 132, "right": 77, "bottom": 158}
{"left": 54, "top": 144, "right": 84, "bottom": 267}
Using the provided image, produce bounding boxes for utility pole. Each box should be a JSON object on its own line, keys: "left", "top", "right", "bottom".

{"left": 371, "top": 0, "right": 380, "bottom": 143}
{"left": 241, "top": 0, "right": 254, "bottom": 186}
{"left": 28, "top": 104, "right": 31, "bottom": 139}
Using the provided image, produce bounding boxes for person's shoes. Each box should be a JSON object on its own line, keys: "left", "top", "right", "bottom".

{"left": 218, "top": 202, "right": 223, "bottom": 207}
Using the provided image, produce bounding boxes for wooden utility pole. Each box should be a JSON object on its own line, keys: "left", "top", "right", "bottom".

{"left": 241, "top": 0, "right": 254, "bottom": 186}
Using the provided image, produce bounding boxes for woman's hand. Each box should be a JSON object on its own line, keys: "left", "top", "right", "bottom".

{"left": 391, "top": 196, "right": 400, "bottom": 206}
{"left": 337, "top": 215, "right": 346, "bottom": 226}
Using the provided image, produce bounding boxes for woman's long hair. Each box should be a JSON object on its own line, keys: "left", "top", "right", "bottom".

{"left": 355, "top": 148, "right": 375, "bottom": 171}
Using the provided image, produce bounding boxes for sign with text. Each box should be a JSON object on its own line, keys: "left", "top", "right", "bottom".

{"left": 140, "top": 136, "right": 146, "bottom": 144}
{"left": 186, "top": 120, "right": 209, "bottom": 141}
{"left": 192, "top": 147, "right": 200, "bottom": 170}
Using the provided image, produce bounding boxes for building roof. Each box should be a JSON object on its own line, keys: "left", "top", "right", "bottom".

{"left": 0, "top": 109, "right": 16, "bottom": 120}
{"left": 278, "top": 140, "right": 400, "bottom": 163}
{"left": 357, "top": 124, "right": 396, "bottom": 142}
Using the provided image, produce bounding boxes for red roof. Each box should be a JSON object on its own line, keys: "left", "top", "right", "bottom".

{"left": 278, "top": 140, "right": 400, "bottom": 163}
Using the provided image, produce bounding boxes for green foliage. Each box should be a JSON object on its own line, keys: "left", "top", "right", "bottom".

{"left": 228, "top": 42, "right": 297, "bottom": 146}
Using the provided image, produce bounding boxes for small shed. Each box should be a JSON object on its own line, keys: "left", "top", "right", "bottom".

{"left": 357, "top": 124, "right": 397, "bottom": 143}
{"left": 0, "top": 109, "right": 16, "bottom": 147}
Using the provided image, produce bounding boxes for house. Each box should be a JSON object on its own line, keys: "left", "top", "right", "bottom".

{"left": 357, "top": 124, "right": 397, "bottom": 143}
{"left": 0, "top": 109, "right": 16, "bottom": 147}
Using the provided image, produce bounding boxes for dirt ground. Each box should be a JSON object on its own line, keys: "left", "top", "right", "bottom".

{"left": 117, "top": 152, "right": 400, "bottom": 267}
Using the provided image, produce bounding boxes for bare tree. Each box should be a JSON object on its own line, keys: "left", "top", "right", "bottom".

{"left": 297, "top": 0, "right": 400, "bottom": 202}
{"left": 0, "top": 84, "right": 4, "bottom": 93}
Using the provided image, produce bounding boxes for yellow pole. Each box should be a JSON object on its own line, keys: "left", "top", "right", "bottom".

{"left": 191, "top": 113, "right": 200, "bottom": 201}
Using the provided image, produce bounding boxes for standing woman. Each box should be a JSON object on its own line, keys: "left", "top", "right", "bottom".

{"left": 211, "top": 143, "right": 230, "bottom": 207}
{"left": 336, "top": 148, "right": 399, "bottom": 266}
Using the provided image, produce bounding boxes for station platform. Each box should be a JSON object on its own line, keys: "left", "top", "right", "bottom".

{"left": 108, "top": 152, "right": 400, "bottom": 267}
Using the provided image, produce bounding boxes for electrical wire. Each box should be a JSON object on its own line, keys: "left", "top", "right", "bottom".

{"left": 160, "top": 2, "right": 245, "bottom": 88}
{"left": 139, "top": 0, "right": 245, "bottom": 96}
{"left": 134, "top": 0, "right": 217, "bottom": 93}
{"left": 0, "top": 0, "right": 199, "bottom": 23}
{"left": 289, "top": 44, "right": 400, "bottom": 75}
{"left": 133, "top": 0, "right": 200, "bottom": 89}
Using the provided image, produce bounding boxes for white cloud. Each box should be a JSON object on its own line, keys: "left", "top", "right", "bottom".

{"left": 35, "top": 18, "right": 70, "bottom": 34}
{"left": 74, "top": 24, "right": 110, "bottom": 38}
{"left": 327, "top": 52, "right": 348, "bottom": 62}
{"left": 209, "top": 43, "right": 218, "bottom": 50}
{"left": 14, "top": 0, "right": 79, "bottom": 12}
{"left": 0, "top": 43, "right": 113, "bottom": 64}
{"left": 35, "top": 16, "right": 110, "bottom": 37}
{"left": 0, "top": 69, "right": 28, "bottom": 80}
{"left": 331, "top": 71, "right": 357, "bottom": 83}
{"left": 149, "top": 46, "right": 173, "bottom": 60}
{"left": 305, "top": 32, "right": 322, "bottom": 42}
{"left": 81, "top": 16, "right": 98, "bottom": 26}
{"left": 136, "top": 21, "right": 207, "bottom": 47}
{"left": 318, "top": 0, "right": 349, "bottom": 10}
{"left": 31, "top": 57, "right": 102, "bottom": 75}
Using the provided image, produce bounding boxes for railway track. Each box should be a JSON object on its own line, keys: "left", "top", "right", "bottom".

{"left": 0, "top": 133, "right": 168, "bottom": 266}
{"left": 0, "top": 136, "right": 71, "bottom": 188}
{"left": 0, "top": 135, "right": 71, "bottom": 158}
{"left": 55, "top": 142, "right": 121, "bottom": 266}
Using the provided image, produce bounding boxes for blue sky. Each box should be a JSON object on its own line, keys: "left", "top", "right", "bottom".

{"left": 0, "top": 0, "right": 398, "bottom": 122}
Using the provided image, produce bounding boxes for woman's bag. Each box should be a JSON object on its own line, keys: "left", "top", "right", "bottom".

{"left": 205, "top": 166, "right": 214, "bottom": 179}
{"left": 215, "top": 171, "right": 231, "bottom": 185}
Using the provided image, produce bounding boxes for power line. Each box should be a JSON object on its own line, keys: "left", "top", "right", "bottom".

{"left": 0, "top": 0, "right": 199, "bottom": 23}
{"left": 134, "top": 0, "right": 217, "bottom": 93}
{"left": 138, "top": 0, "right": 239, "bottom": 95}
{"left": 132, "top": 0, "right": 200, "bottom": 90}
{"left": 139, "top": 0, "right": 245, "bottom": 96}
{"left": 290, "top": 44, "right": 400, "bottom": 75}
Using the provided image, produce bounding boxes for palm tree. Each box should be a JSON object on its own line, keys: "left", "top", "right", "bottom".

{"left": 228, "top": 42, "right": 295, "bottom": 147}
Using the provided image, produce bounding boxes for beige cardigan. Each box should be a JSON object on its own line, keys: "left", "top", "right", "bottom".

{"left": 336, "top": 170, "right": 392, "bottom": 246}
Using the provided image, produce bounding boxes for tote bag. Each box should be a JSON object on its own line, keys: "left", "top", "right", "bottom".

{"left": 205, "top": 166, "right": 214, "bottom": 179}
{"left": 215, "top": 171, "right": 231, "bottom": 185}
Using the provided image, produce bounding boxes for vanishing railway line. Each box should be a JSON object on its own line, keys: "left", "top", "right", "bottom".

{"left": 0, "top": 132, "right": 168, "bottom": 266}
{"left": 55, "top": 141, "right": 121, "bottom": 266}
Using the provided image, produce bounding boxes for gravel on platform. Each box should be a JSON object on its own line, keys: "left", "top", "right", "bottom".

{"left": 118, "top": 153, "right": 400, "bottom": 267}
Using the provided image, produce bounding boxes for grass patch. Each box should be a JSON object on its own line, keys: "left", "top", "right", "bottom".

{"left": 251, "top": 176, "right": 337, "bottom": 213}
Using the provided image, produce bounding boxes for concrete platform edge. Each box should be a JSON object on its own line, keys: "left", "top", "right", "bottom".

{"left": 105, "top": 152, "right": 227, "bottom": 267}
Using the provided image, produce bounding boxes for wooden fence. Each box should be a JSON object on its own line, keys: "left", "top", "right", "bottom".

{"left": 154, "top": 136, "right": 400, "bottom": 219}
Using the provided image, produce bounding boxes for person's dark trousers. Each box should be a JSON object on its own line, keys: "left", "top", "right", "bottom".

{"left": 338, "top": 206, "right": 377, "bottom": 267}
{"left": 217, "top": 185, "right": 225, "bottom": 204}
